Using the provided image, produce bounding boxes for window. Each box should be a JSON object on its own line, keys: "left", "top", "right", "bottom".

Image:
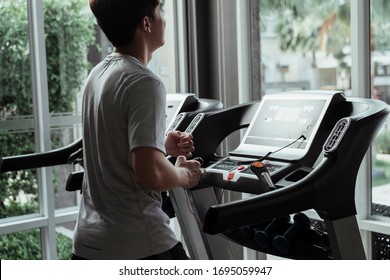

{"left": 370, "top": 0, "right": 390, "bottom": 260}
{"left": 0, "top": 0, "right": 95, "bottom": 259}
{"left": 259, "top": 0, "right": 390, "bottom": 259}
{"left": 260, "top": 0, "right": 351, "bottom": 95}
{"left": 0, "top": 1, "right": 38, "bottom": 219}
{"left": 0, "top": 0, "right": 180, "bottom": 259}
{"left": 149, "top": 0, "right": 178, "bottom": 93}
{"left": 42, "top": 0, "right": 95, "bottom": 210}
{"left": 371, "top": 0, "right": 390, "bottom": 212}
{"left": 3, "top": 0, "right": 387, "bottom": 261}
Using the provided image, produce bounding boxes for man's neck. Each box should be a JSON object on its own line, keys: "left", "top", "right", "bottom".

{"left": 114, "top": 43, "right": 152, "bottom": 66}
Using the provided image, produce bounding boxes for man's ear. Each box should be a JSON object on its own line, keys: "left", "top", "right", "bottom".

{"left": 142, "top": 16, "right": 152, "bottom": 33}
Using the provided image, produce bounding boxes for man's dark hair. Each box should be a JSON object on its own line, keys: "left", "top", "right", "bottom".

{"left": 89, "top": 0, "right": 159, "bottom": 47}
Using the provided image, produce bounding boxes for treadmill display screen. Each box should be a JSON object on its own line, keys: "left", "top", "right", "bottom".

{"left": 244, "top": 99, "right": 326, "bottom": 149}
{"left": 234, "top": 92, "right": 337, "bottom": 160}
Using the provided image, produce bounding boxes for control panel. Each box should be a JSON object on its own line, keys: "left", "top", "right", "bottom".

{"left": 201, "top": 156, "right": 292, "bottom": 194}
{"left": 208, "top": 157, "right": 288, "bottom": 179}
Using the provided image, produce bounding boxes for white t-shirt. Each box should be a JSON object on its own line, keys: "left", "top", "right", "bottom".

{"left": 72, "top": 53, "right": 178, "bottom": 259}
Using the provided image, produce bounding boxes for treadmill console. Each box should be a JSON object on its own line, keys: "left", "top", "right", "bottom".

{"left": 231, "top": 91, "right": 346, "bottom": 160}
{"left": 171, "top": 90, "right": 389, "bottom": 260}
{"left": 201, "top": 91, "right": 346, "bottom": 194}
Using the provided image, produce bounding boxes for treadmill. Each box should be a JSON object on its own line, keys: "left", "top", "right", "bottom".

{"left": 170, "top": 90, "right": 389, "bottom": 260}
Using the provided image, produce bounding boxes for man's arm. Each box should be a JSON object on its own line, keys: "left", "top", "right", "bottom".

{"left": 132, "top": 147, "right": 201, "bottom": 191}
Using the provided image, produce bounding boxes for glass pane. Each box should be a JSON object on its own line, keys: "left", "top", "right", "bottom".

{"left": 0, "top": 0, "right": 35, "bottom": 152}
{"left": 149, "top": 0, "right": 177, "bottom": 93}
{"left": 56, "top": 221, "right": 75, "bottom": 260}
{"left": 42, "top": 0, "right": 95, "bottom": 211}
{"left": 260, "top": 0, "right": 351, "bottom": 95}
{"left": 43, "top": 0, "right": 95, "bottom": 115}
{"left": 51, "top": 127, "right": 80, "bottom": 210}
{"left": 0, "top": 227, "right": 73, "bottom": 259}
{"left": 0, "top": 1, "right": 38, "bottom": 219}
{"left": 0, "top": 0, "right": 33, "bottom": 116}
{"left": 43, "top": 1, "right": 93, "bottom": 202}
{"left": 371, "top": 0, "right": 390, "bottom": 211}
{"left": 0, "top": 170, "right": 39, "bottom": 218}
{"left": 53, "top": 164, "right": 79, "bottom": 209}
{"left": 0, "top": 229, "right": 42, "bottom": 260}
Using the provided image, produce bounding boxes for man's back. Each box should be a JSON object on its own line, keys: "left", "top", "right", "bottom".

{"left": 72, "top": 53, "right": 177, "bottom": 260}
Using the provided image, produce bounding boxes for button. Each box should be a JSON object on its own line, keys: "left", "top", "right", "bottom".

{"left": 227, "top": 172, "right": 236, "bottom": 180}
{"left": 252, "top": 161, "right": 265, "bottom": 168}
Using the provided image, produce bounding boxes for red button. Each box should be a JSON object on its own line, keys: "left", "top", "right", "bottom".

{"left": 237, "top": 165, "right": 246, "bottom": 170}
{"left": 227, "top": 172, "right": 235, "bottom": 180}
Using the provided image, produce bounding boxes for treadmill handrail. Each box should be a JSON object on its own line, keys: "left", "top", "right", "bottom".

{"left": 0, "top": 138, "right": 82, "bottom": 172}
{"left": 189, "top": 101, "right": 260, "bottom": 161}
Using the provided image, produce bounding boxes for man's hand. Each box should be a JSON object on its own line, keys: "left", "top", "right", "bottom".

{"left": 165, "top": 131, "right": 195, "bottom": 158}
{"left": 175, "top": 155, "right": 202, "bottom": 189}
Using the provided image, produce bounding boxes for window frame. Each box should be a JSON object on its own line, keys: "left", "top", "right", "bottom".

{"left": 353, "top": 0, "right": 390, "bottom": 248}
{"left": 0, "top": 0, "right": 187, "bottom": 260}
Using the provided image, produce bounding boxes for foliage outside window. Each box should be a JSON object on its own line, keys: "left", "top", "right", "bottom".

{"left": 0, "top": 230, "right": 72, "bottom": 260}
{"left": 0, "top": 0, "right": 94, "bottom": 259}
{"left": 260, "top": 0, "right": 350, "bottom": 71}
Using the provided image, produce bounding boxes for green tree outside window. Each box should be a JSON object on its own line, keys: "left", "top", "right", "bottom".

{"left": 0, "top": 0, "right": 94, "bottom": 259}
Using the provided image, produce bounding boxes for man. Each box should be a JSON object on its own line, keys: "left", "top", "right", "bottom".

{"left": 72, "top": 0, "right": 202, "bottom": 260}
